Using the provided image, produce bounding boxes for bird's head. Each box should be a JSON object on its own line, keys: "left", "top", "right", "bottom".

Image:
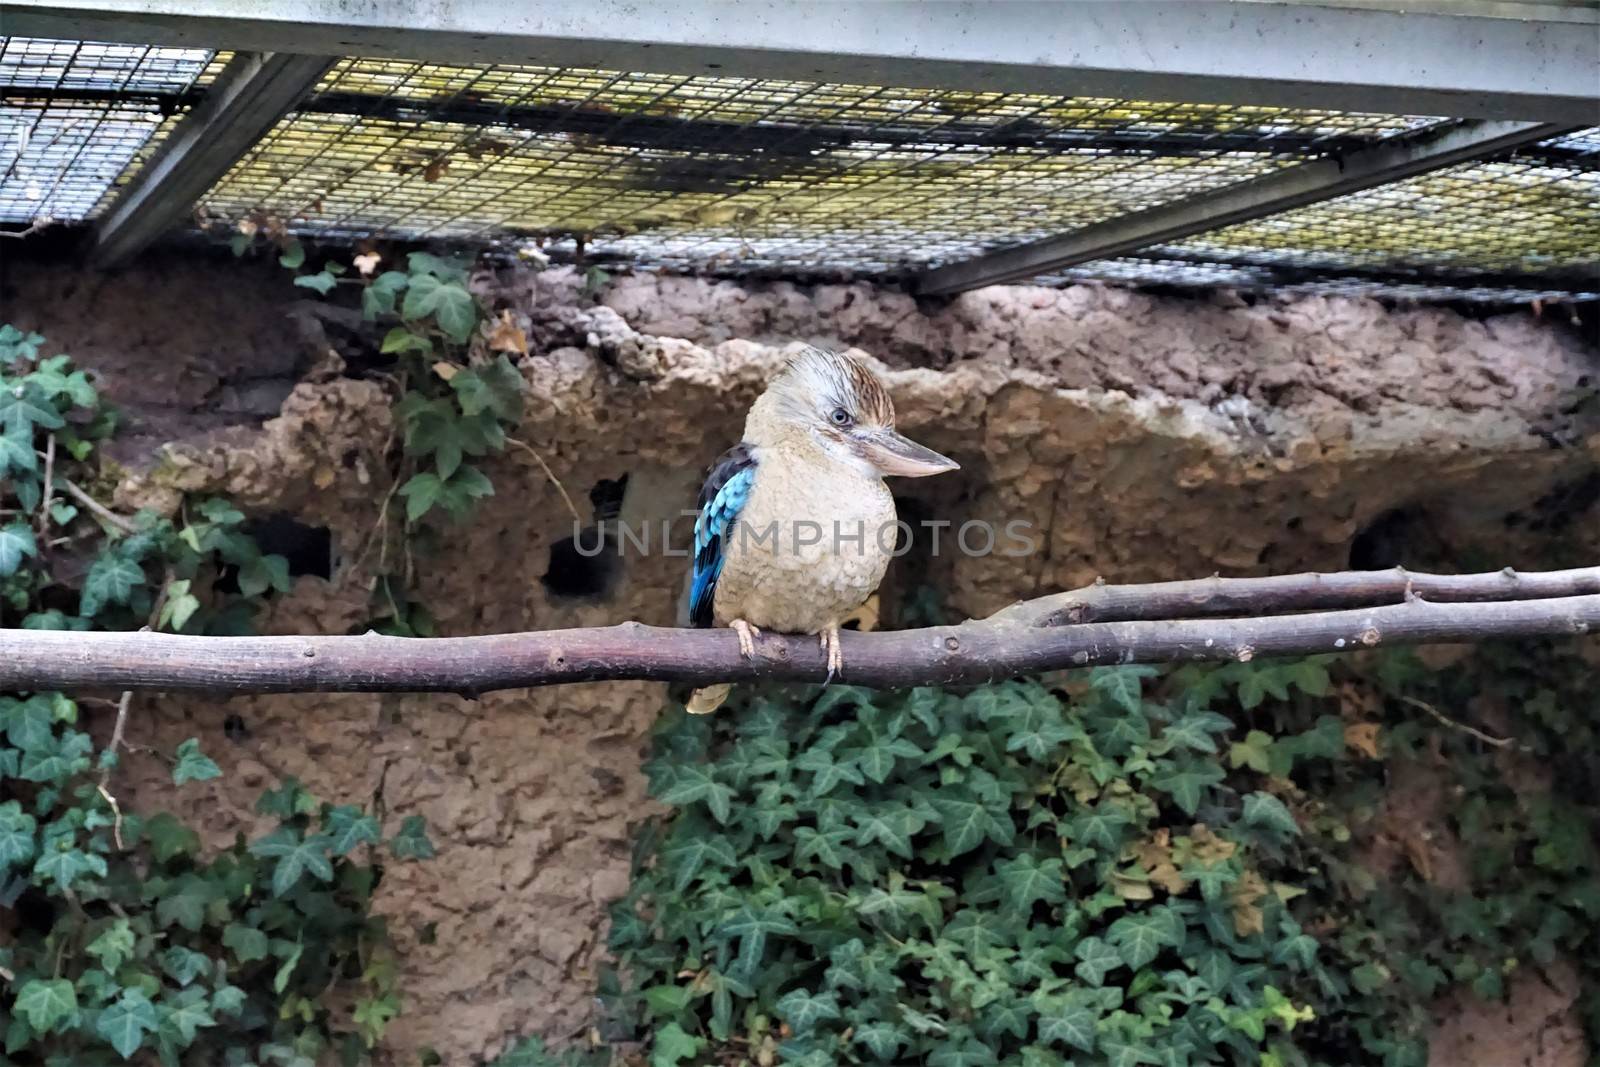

{"left": 751, "top": 347, "right": 959, "bottom": 478}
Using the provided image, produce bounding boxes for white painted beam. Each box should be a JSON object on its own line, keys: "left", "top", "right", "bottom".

{"left": 92, "top": 50, "right": 331, "bottom": 267}
{"left": 2, "top": 1, "right": 1596, "bottom": 123}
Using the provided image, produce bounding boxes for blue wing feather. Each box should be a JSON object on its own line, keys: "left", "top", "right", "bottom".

{"left": 690, "top": 443, "right": 757, "bottom": 627}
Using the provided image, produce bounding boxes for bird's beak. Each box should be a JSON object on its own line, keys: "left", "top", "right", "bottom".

{"left": 857, "top": 428, "right": 960, "bottom": 478}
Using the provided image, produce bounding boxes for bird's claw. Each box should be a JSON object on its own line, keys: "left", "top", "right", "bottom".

{"left": 730, "top": 619, "right": 761, "bottom": 660}
{"left": 820, "top": 627, "right": 843, "bottom": 686}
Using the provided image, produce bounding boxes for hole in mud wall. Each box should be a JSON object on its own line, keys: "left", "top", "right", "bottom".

{"left": 541, "top": 475, "right": 630, "bottom": 601}
{"left": 247, "top": 514, "right": 335, "bottom": 580}
{"left": 1348, "top": 507, "right": 1449, "bottom": 571}
{"left": 212, "top": 514, "right": 334, "bottom": 594}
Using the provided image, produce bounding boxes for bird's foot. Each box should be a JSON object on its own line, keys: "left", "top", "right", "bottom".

{"left": 730, "top": 619, "right": 762, "bottom": 660}
{"left": 819, "top": 625, "right": 843, "bottom": 685}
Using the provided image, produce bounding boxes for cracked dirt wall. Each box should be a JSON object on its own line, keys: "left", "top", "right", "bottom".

{"left": 4, "top": 249, "right": 1597, "bottom": 1065}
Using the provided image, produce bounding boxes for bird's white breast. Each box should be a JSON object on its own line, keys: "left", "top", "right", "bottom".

{"left": 712, "top": 448, "right": 896, "bottom": 635}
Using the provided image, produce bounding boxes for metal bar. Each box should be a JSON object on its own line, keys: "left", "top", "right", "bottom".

{"left": 916, "top": 120, "right": 1579, "bottom": 296}
{"left": 91, "top": 50, "right": 331, "bottom": 267}
{"left": 2, "top": 0, "right": 1595, "bottom": 122}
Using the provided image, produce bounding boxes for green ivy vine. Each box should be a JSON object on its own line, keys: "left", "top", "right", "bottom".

{"left": 232, "top": 231, "right": 529, "bottom": 638}
{"left": 1, "top": 324, "right": 435, "bottom": 1065}
{"left": 550, "top": 642, "right": 1599, "bottom": 1067}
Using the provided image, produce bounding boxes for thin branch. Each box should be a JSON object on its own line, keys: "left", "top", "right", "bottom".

{"left": 35, "top": 432, "right": 55, "bottom": 536}
{"left": 0, "top": 590, "right": 1594, "bottom": 695}
{"left": 1399, "top": 695, "right": 1515, "bottom": 749}
{"left": 55, "top": 475, "right": 138, "bottom": 535}
{"left": 505, "top": 435, "right": 583, "bottom": 525}
{"left": 1000, "top": 566, "right": 1600, "bottom": 626}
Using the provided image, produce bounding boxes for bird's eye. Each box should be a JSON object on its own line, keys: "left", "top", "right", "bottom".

{"left": 830, "top": 407, "right": 853, "bottom": 426}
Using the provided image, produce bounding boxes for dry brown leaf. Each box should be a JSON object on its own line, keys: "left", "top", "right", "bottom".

{"left": 1344, "top": 722, "right": 1383, "bottom": 760}
{"left": 311, "top": 466, "right": 336, "bottom": 490}
{"left": 1403, "top": 832, "right": 1435, "bottom": 883}
{"left": 431, "top": 361, "right": 459, "bottom": 381}
{"left": 423, "top": 157, "right": 450, "bottom": 182}
{"left": 1230, "top": 870, "right": 1267, "bottom": 938}
{"left": 1110, "top": 870, "right": 1154, "bottom": 901}
{"left": 485, "top": 309, "right": 529, "bottom": 355}
{"left": 1186, "top": 824, "right": 1238, "bottom": 866}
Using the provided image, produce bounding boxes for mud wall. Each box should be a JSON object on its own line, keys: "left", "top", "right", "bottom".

{"left": 4, "top": 249, "right": 1598, "bottom": 1065}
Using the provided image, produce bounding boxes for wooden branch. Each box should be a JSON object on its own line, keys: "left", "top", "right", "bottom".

{"left": 1001, "top": 566, "right": 1600, "bottom": 625}
{"left": 1, "top": 589, "right": 1595, "bottom": 696}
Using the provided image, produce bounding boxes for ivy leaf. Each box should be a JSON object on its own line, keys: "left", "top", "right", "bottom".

{"left": 0, "top": 521, "right": 37, "bottom": 576}
{"left": 1150, "top": 761, "right": 1225, "bottom": 817}
{"left": 278, "top": 240, "right": 306, "bottom": 269}
{"left": 211, "top": 984, "right": 247, "bottom": 1017}
{"left": 794, "top": 825, "right": 852, "bottom": 870}
{"left": 794, "top": 747, "right": 867, "bottom": 797}
{"left": 402, "top": 273, "right": 478, "bottom": 343}
{"left": 143, "top": 812, "right": 200, "bottom": 861}
{"left": 775, "top": 988, "right": 840, "bottom": 1034}
{"left": 1065, "top": 803, "right": 1132, "bottom": 852}
{"left": 15, "top": 977, "right": 77, "bottom": 1034}
{"left": 650, "top": 1021, "right": 704, "bottom": 1067}
{"left": 390, "top": 814, "right": 437, "bottom": 859}
{"left": 161, "top": 987, "right": 217, "bottom": 1043}
{"left": 1228, "top": 729, "right": 1275, "bottom": 773}
{"left": 86, "top": 919, "right": 136, "bottom": 971}
{"left": 451, "top": 355, "right": 524, "bottom": 422}
{"left": 718, "top": 904, "right": 799, "bottom": 966}
{"left": 171, "top": 738, "right": 222, "bottom": 785}
{"left": 223, "top": 921, "right": 270, "bottom": 963}
{"left": 380, "top": 325, "right": 430, "bottom": 353}
{"left": 364, "top": 271, "right": 411, "bottom": 320}
{"left": 160, "top": 945, "right": 212, "bottom": 986}
{"left": 324, "top": 804, "right": 382, "bottom": 855}
{"left": 0, "top": 419, "right": 38, "bottom": 475}
{"left": 657, "top": 765, "right": 735, "bottom": 823}
{"left": 1159, "top": 710, "right": 1234, "bottom": 755}
{"left": 1034, "top": 992, "right": 1099, "bottom": 1052}
{"left": 1073, "top": 935, "right": 1124, "bottom": 985}
{"left": 33, "top": 842, "right": 106, "bottom": 890}
{"left": 236, "top": 552, "right": 291, "bottom": 597}
{"left": 994, "top": 852, "right": 1066, "bottom": 913}
{"left": 1089, "top": 665, "right": 1159, "bottom": 714}
{"left": 661, "top": 829, "right": 739, "bottom": 889}
{"left": 96, "top": 989, "right": 160, "bottom": 1058}
{"left": 1241, "top": 791, "right": 1300, "bottom": 838}
{"left": 851, "top": 805, "right": 930, "bottom": 859}
{"left": 80, "top": 552, "right": 145, "bottom": 616}
{"left": 1107, "top": 905, "right": 1185, "bottom": 969}
{"left": 932, "top": 793, "right": 1014, "bottom": 857}
{"left": 400, "top": 472, "right": 443, "bottom": 522}
{"left": 249, "top": 828, "right": 336, "bottom": 896}
{"left": 2, "top": 694, "right": 55, "bottom": 750}
{"left": 855, "top": 733, "right": 924, "bottom": 783}
{"left": 157, "top": 578, "right": 200, "bottom": 631}
{"left": 854, "top": 1020, "right": 907, "bottom": 1060}
{"left": 293, "top": 271, "right": 337, "bottom": 295}
{"left": 0, "top": 379, "right": 65, "bottom": 433}
{"left": 928, "top": 1038, "right": 1000, "bottom": 1067}
{"left": 156, "top": 872, "right": 216, "bottom": 931}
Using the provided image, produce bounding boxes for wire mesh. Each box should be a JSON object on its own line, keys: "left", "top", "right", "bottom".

{"left": 197, "top": 58, "right": 1439, "bottom": 275}
{"left": 0, "top": 36, "right": 215, "bottom": 224}
{"left": 1117, "top": 126, "right": 1600, "bottom": 299}
{"left": 2, "top": 38, "right": 1594, "bottom": 304}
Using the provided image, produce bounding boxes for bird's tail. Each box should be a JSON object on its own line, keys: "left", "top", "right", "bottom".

{"left": 686, "top": 683, "right": 732, "bottom": 715}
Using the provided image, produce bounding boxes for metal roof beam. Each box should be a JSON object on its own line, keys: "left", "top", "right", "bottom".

{"left": 2, "top": 1, "right": 1596, "bottom": 123}
{"left": 91, "top": 50, "right": 331, "bottom": 268}
{"left": 915, "top": 120, "right": 1578, "bottom": 297}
